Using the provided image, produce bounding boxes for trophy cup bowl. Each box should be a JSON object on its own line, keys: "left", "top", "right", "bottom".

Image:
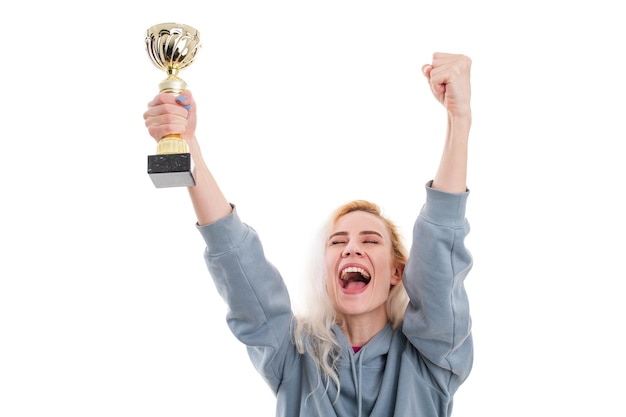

{"left": 145, "top": 23, "right": 202, "bottom": 188}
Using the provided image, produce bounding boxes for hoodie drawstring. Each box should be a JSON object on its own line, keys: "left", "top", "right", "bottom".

{"left": 349, "top": 348, "right": 365, "bottom": 417}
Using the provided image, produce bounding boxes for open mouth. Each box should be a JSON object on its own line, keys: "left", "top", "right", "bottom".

{"left": 340, "top": 266, "right": 371, "bottom": 291}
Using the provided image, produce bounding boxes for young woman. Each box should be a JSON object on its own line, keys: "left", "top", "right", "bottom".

{"left": 143, "top": 52, "right": 474, "bottom": 417}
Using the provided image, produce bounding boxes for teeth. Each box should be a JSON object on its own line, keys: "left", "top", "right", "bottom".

{"left": 340, "top": 266, "right": 370, "bottom": 279}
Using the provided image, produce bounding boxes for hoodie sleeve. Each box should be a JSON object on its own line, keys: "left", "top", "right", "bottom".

{"left": 402, "top": 181, "right": 474, "bottom": 391}
{"left": 196, "top": 206, "right": 294, "bottom": 391}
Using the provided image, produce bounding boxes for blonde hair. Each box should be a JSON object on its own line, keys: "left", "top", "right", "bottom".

{"left": 294, "top": 200, "right": 410, "bottom": 398}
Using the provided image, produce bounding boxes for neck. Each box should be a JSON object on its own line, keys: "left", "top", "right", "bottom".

{"left": 339, "top": 308, "right": 388, "bottom": 347}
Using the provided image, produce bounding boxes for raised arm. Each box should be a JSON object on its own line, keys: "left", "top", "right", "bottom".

{"left": 422, "top": 53, "right": 472, "bottom": 193}
{"left": 143, "top": 91, "right": 232, "bottom": 225}
{"left": 399, "top": 53, "right": 474, "bottom": 389}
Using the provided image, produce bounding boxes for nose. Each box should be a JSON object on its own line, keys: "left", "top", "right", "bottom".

{"left": 342, "top": 240, "right": 363, "bottom": 257}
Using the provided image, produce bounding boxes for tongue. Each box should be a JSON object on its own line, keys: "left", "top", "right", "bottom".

{"left": 345, "top": 281, "right": 367, "bottom": 290}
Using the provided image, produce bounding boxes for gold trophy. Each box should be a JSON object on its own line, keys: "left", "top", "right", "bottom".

{"left": 145, "top": 23, "right": 202, "bottom": 188}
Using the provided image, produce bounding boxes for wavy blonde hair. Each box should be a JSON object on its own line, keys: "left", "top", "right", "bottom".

{"left": 294, "top": 200, "right": 410, "bottom": 398}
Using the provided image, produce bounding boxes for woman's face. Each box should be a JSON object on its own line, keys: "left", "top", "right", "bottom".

{"left": 324, "top": 210, "right": 401, "bottom": 320}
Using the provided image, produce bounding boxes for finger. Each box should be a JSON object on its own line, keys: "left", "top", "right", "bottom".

{"left": 175, "top": 95, "right": 191, "bottom": 111}
{"left": 145, "top": 113, "right": 188, "bottom": 139}
{"left": 147, "top": 92, "right": 176, "bottom": 107}
{"left": 431, "top": 81, "right": 446, "bottom": 95}
{"left": 422, "top": 64, "right": 432, "bottom": 78}
{"left": 143, "top": 103, "right": 188, "bottom": 120}
{"left": 175, "top": 91, "right": 197, "bottom": 116}
{"left": 427, "top": 65, "right": 450, "bottom": 95}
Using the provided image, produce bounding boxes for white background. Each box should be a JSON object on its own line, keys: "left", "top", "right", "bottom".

{"left": 2, "top": 1, "right": 625, "bottom": 416}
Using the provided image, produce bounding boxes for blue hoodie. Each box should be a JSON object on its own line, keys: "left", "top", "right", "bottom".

{"left": 197, "top": 183, "right": 473, "bottom": 417}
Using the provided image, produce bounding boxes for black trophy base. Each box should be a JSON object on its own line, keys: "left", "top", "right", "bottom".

{"left": 147, "top": 153, "right": 195, "bottom": 188}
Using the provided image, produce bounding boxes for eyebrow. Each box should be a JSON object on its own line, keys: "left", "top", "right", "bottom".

{"left": 328, "top": 230, "right": 384, "bottom": 241}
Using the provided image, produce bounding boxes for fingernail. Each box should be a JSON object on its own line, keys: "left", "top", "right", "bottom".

{"left": 175, "top": 95, "right": 187, "bottom": 103}
{"left": 183, "top": 104, "right": 191, "bottom": 110}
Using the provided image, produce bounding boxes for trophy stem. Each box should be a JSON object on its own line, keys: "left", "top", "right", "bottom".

{"left": 157, "top": 134, "right": 189, "bottom": 154}
{"left": 159, "top": 75, "right": 187, "bottom": 95}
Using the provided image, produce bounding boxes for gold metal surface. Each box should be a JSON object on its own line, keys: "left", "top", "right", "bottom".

{"left": 145, "top": 23, "right": 201, "bottom": 154}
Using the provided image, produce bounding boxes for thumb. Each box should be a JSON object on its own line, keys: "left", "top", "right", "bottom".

{"left": 423, "top": 65, "right": 446, "bottom": 95}
{"left": 421, "top": 64, "right": 432, "bottom": 78}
